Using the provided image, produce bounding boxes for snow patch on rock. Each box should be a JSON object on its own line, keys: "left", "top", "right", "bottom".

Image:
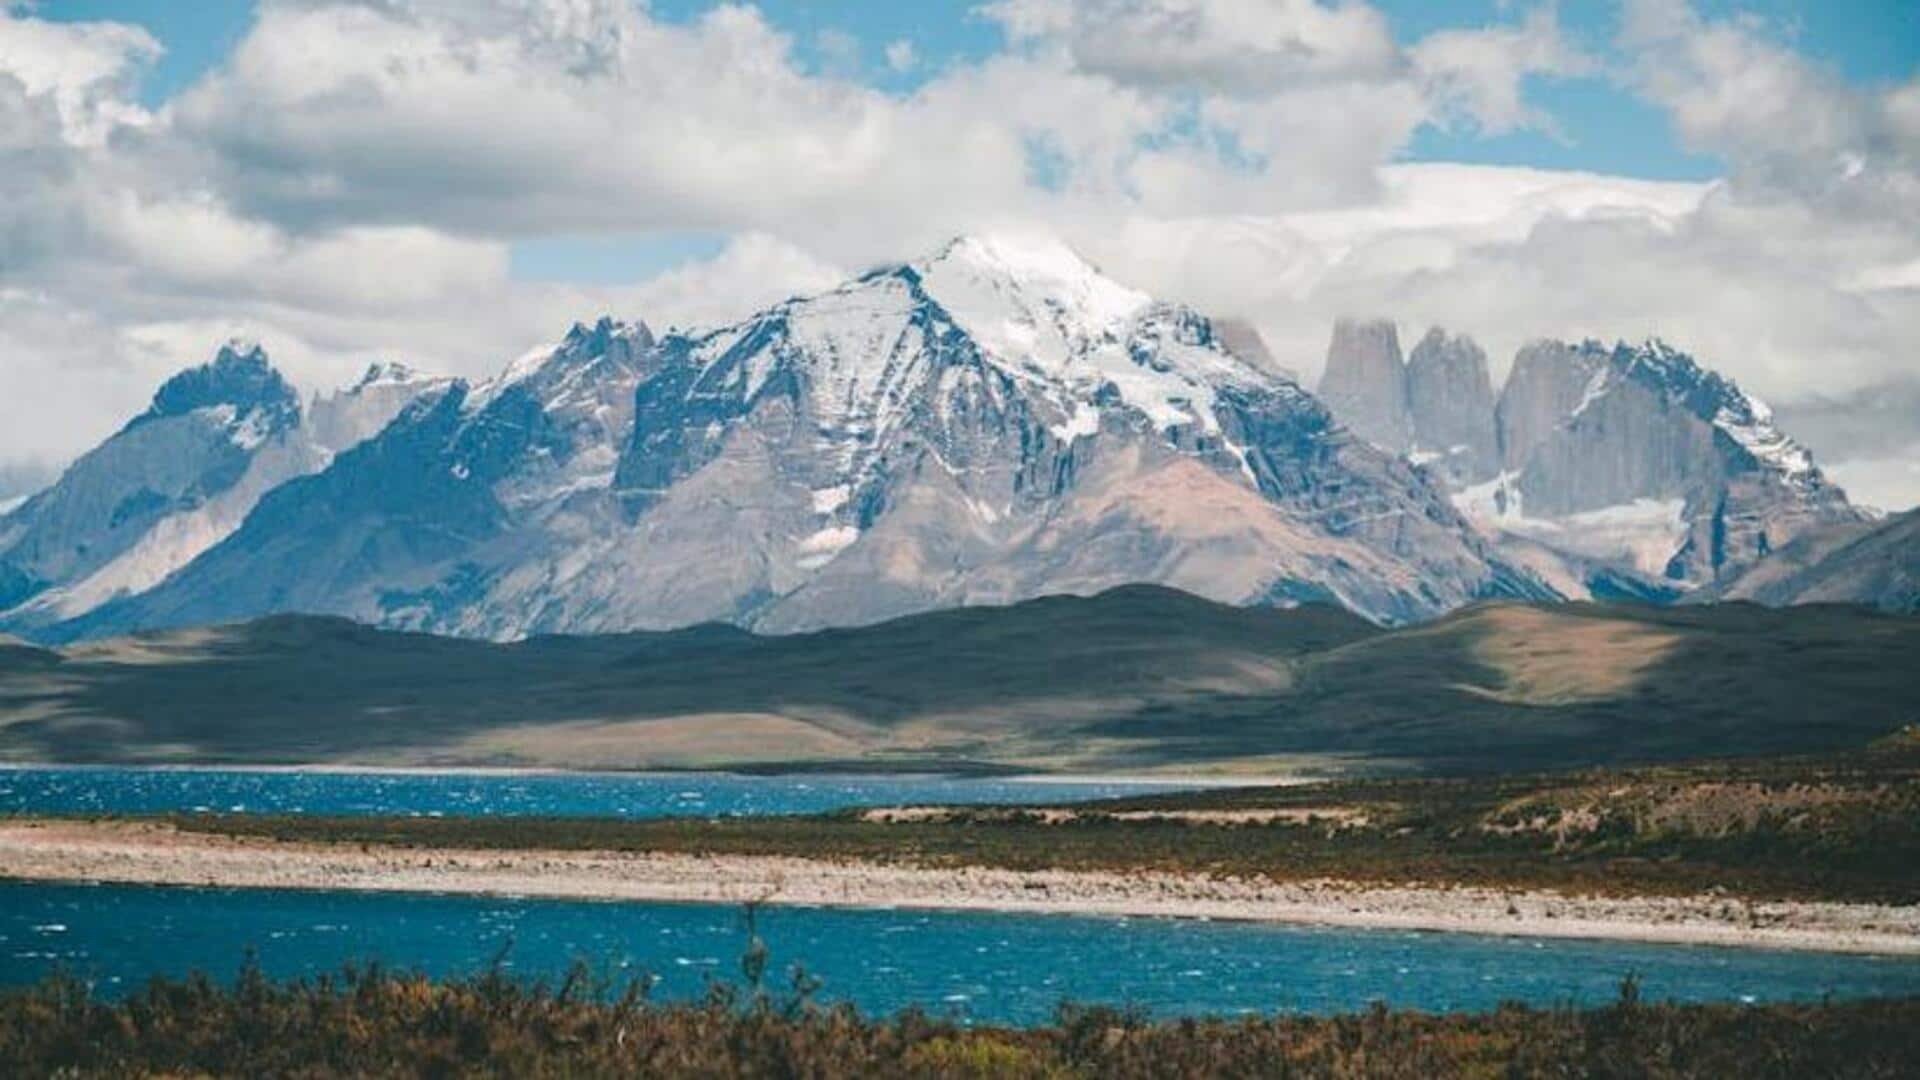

{"left": 795, "top": 525, "right": 861, "bottom": 570}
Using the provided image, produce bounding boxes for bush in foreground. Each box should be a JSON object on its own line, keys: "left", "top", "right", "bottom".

{"left": 2, "top": 963, "right": 1916, "bottom": 1079}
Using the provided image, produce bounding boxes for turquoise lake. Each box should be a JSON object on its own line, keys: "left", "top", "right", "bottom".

{"left": 3, "top": 767, "right": 1917, "bottom": 1024}
{"left": 0, "top": 766, "right": 1193, "bottom": 818}
{"left": 5, "top": 883, "right": 1920, "bottom": 1026}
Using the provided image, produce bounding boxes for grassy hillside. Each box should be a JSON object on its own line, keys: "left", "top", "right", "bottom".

{"left": 0, "top": 587, "right": 1914, "bottom": 773}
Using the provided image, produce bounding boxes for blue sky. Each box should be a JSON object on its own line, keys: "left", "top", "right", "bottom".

{"left": 4, "top": 0, "right": 1918, "bottom": 499}
{"left": 34, "top": 0, "right": 1917, "bottom": 285}
{"left": 44, "top": 1, "right": 1919, "bottom": 173}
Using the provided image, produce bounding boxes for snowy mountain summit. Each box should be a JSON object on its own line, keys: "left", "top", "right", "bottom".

{"left": 141, "top": 339, "right": 302, "bottom": 441}
{"left": 1600, "top": 338, "right": 1818, "bottom": 487}
{"left": 17, "top": 235, "right": 1551, "bottom": 643}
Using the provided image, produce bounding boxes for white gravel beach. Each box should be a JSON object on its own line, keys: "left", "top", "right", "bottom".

{"left": 2, "top": 819, "right": 1915, "bottom": 956}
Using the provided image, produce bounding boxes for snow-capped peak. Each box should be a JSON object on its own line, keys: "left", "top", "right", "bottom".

{"left": 926, "top": 233, "right": 1147, "bottom": 314}
{"left": 1614, "top": 338, "right": 1818, "bottom": 482}
{"left": 472, "top": 316, "right": 656, "bottom": 414}
{"left": 1564, "top": 337, "right": 1821, "bottom": 487}
{"left": 307, "top": 361, "right": 453, "bottom": 458}
{"left": 1706, "top": 388, "right": 1817, "bottom": 483}
{"left": 908, "top": 232, "right": 1264, "bottom": 435}
{"left": 915, "top": 233, "right": 1150, "bottom": 372}
{"left": 346, "top": 360, "right": 438, "bottom": 393}
{"left": 561, "top": 315, "right": 655, "bottom": 355}
{"left": 141, "top": 339, "right": 300, "bottom": 435}
{"left": 217, "top": 337, "right": 267, "bottom": 363}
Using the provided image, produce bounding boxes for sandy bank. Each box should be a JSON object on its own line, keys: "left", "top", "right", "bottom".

{"left": 2, "top": 820, "right": 1915, "bottom": 956}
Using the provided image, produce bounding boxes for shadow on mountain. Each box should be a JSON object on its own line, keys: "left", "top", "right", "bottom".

{"left": 0, "top": 587, "right": 1913, "bottom": 773}
{"left": 1082, "top": 601, "right": 1920, "bottom": 773}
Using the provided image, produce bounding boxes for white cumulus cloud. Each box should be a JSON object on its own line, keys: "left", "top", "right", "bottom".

{"left": 0, "top": 0, "right": 1913, "bottom": 512}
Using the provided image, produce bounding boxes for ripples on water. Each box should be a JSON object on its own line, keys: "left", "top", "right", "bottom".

{"left": 4, "top": 883, "right": 1919, "bottom": 1025}
{"left": 0, "top": 766, "right": 1198, "bottom": 819}
{"left": 4, "top": 767, "right": 1915, "bottom": 1024}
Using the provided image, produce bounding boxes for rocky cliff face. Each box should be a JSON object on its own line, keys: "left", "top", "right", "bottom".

{"left": 0, "top": 345, "right": 447, "bottom": 634}
{"left": 1451, "top": 341, "right": 1863, "bottom": 594}
{"left": 1406, "top": 328, "right": 1499, "bottom": 485}
{"left": 1315, "top": 326, "right": 1866, "bottom": 598}
{"left": 1316, "top": 321, "right": 1499, "bottom": 487}
{"left": 1316, "top": 318, "right": 1412, "bottom": 453}
{"left": 47, "top": 236, "right": 1551, "bottom": 643}
{"left": 307, "top": 361, "right": 454, "bottom": 455}
{"left": 1212, "top": 318, "right": 1292, "bottom": 381}
{"left": 1493, "top": 339, "right": 1859, "bottom": 586}
{"left": 1494, "top": 340, "right": 1609, "bottom": 474}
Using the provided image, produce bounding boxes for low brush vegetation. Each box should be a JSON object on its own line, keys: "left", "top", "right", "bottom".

{"left": 3, "top": 962, "right": 1917, "bottom": 1078}
{"left": 162, "top": 735, "right": 1920, "bottom": 904}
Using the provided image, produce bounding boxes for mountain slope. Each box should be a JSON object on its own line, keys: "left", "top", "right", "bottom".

{"left": 0, "top": 346, "right": 448, "bottom": 637}
{"left": 55, "top": 237, "right": 1550, "bottom": 643}
{"left": 1311, "top": 324, "right": 1866, "bottom": 601}
{"left": 1711, "top": 509, "right": 1919, "bottom": 614}
{"left": 2, "top": 587, "right": 1912, "bottom": 773}
{"left": 0, "top": 343, "right": 314, "bottom": 622}
{"left": 57, "top": 319, "right": 657, "bottom": 641}
{"left": 1482, "top": 338, "right": 1861, "bottom": 588}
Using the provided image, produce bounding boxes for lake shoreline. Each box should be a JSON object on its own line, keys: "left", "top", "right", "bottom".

{"left": 4, "top": 819, "right": 1915, "bottom": 957}
{"left": 0, "top": 761, "right": 1287, "bottom": 786}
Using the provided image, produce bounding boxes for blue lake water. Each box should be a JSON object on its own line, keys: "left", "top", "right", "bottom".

{"left": 3, "top": 768, "right": 1916, "bottom": 1024}
{"left": 4, "top": 882, "right": 1919, "bottom": 1025}
{"left": 0, "top": 766, "right": 1196, "bottom": 818}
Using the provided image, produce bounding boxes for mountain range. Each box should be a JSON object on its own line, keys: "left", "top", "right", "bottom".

{"left": 1315, "top": 318, "right": 1892, "bottom": 608}
{"left": 0, "top": 233, "right": 1912, "bottom": 643}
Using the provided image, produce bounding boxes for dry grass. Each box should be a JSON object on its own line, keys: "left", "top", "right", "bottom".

{"left": 155, "top": 739, "right": 1920, "bottom": 904}
{"left": 4, "top": 962, "right": 1916, "bottom": 1078}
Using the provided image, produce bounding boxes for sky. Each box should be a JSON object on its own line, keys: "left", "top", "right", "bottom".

{"left": 1, "top": 0, "right": 1918, "bottom": 506}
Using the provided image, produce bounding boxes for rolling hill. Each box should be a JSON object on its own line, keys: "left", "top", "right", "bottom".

{"left": 1, "top": 587, "right": 1912, "bottom": 774}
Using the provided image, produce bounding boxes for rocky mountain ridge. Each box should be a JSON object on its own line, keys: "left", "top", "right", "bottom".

{"left": 5, "top": 236, "right": 1904, "bottom": 643}
{"left": 11, "top": 236, "right": 1552, "bottom": 643}
{"left": 0, "top": 345, "right": 448, "bottom": 634}
{"left": 1318, "top": 323, "right": 1868, "bottom": 599}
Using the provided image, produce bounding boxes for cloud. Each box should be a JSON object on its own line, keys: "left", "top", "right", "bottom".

{"left": 163, "top": 0, "right": 1593, "bottom": 243}
{"left": 814, "top": 28, "right": 862, "bottom": 77}
{"left": 167, "top": 0, "right": 1050, "bottom": 248}
{"left": 1412, "top": 7, "right": 1595, "bottom": 136}
{"left": 0, "top": 0, "right": 1914, "bottom": 515}
{"left": 1621, "top": 0, "right": 1920, "bottom": 215}
{"left": 0, "top": 3, "right": 862, "bottom": 461}
{"left": 1075, "top": 163, "right": 1717, "bottom": 378}
{"left": 626, "top": 232, "right": 844, "bottom": 331}
{"left": 0, "top": 4, "right": 157, "bottom": 142}
{"left": 982, "top": 0, "right": 1591, "bottom": 141}
{"left": 1057, "top": 2, "right": 1919, "bottom": 449}
{"left": 978, "top": 0, "right": 1402, "bottom": 94}
{"left": 884, "top": 39, "right": 916, "bottom": 74}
